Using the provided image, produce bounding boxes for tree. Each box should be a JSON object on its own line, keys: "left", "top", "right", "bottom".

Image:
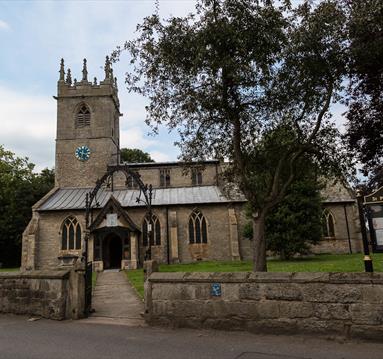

{"left": 113, "top": 0, "right": 350, "bottom": 271}
{"left": 344, "top": 0, "right": 383, "bottom": 189}
{"left": 265, "top": 174, "right": 323, "bottom": 260}
{"left": 120, "top": 148, "right": 154, "bottom": 163}
{"left": 0, "top": 146, "right": 54, "bottom": 267}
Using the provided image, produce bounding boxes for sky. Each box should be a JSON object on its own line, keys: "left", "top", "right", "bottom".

{"left": 0, "top": 0, "right": 196, "bottom": 172}
{"left": 0, "top": 0, "right": 347, "bottom": 173}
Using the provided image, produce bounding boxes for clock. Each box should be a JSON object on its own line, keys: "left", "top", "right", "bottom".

{"left": 75, "top": 145, "right": 91, "bottom": 161}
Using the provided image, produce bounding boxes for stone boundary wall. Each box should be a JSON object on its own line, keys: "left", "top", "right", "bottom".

{"left": 145, "top": 272, "right": 383, "bottom": 340}
{"left": 0, "top": 269, "right": 85, "bottom": 320}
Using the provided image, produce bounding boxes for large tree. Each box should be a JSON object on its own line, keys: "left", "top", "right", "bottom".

{"left": 344, "top": 0, "right": 383, "bottom": 190}
{"left": 113, "top": 0, "right": 350, "bottom": 271}
{"left": 0, "top": 146, "right": 54, "bottom": 267}
{"left": 120, "top": 148, "right": 154, "bottom": 163}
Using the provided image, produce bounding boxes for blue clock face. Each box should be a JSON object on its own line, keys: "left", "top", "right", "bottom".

{"left": 75, "top": 146, "right": 91, "bottom": 161}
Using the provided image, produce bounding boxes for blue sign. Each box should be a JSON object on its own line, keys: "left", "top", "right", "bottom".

{"left": 211, "top": 283, "right": 222, "bottom": 297}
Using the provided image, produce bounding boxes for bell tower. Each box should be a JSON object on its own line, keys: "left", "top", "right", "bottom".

{"left": 55, "top": 57, "right": 121, "bottom": 188}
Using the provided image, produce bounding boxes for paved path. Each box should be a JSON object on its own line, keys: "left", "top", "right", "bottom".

{"left": 83, "top": 270, "right": 145, "bottom": 326}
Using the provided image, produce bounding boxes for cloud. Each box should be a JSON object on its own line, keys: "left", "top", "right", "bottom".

{"left": 149, "top": 150, "right": 172, "bottom": 162}
{"left": 0, "top": 85, "right": 56, "bottom": 172}
{"left": 0, "top": 20, "right": 10, "bottom": 31}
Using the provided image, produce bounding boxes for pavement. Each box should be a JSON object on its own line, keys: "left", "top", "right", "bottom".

{"left": 82, "top": 270, "right": 146, "bottom": 327}
{"left": 1, "top": 314, "right": 383, "bottom": 359}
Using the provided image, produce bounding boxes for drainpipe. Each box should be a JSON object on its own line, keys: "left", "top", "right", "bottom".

{"left": 166, "top": 207, "right": 170, "bottom": 264}
{"left": 343, "top": 204, "right": 352, "bottom": 254}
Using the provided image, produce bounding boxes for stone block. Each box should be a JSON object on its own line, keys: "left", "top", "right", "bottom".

{"left": 302, "top": 284, "right": 362, "bottom": 303}
{"left": 350, "top": 304, "right": 383, "bottom": 325}
{"left": 248, "top": 272, "right": 293, "bottom": 283}
{"left": 350, "top": 324, "right": 383, "bottom": 341}
{"left": 292, "top": 272, "right": 330, "bottom": 283}
{"left": 239, "top": 283, "right": 263, "bottom": 300}
{"left": 313, "top": 303, "right": 351, "bottom": 320}
{"left": 278, "top": 301, "right": 313, "bottom": 319}
{"left": 264, "top": 283, "right": 302, "bottom": 301}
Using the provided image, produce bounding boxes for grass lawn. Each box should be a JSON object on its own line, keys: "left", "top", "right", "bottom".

{"left": 125, "top": 253, "right": 383, "bottom": 298}
{"left": 0, "top": 268, "right": 19, "bottom": 272}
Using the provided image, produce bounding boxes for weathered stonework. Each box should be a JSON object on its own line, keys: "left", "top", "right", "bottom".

{"left": 0, "top": 269, "right": 85, "bottom": 320}
{"left": 145, "top": 272, "right": 383, "bottom": 341}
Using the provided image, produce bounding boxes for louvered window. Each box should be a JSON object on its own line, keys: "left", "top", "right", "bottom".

{"left": 76, "top": 105, "right": 91, "bottom": 128}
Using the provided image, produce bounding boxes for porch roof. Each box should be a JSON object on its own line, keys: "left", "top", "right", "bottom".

{"left": 37, "top": 185, "right": 245, "bottom": 211}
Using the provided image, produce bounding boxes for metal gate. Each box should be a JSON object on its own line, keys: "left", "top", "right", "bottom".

{"left": 84, "top": 261, "right": 93, "bottom": 317}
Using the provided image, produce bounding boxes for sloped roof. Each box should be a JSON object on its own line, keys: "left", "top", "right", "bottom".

{"left": 37, "top": 185, "right": 246, "bottom": 211}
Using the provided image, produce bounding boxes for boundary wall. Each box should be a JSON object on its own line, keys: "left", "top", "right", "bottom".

{"left": 145, "top": 272, "right": 383, "bottom": 340}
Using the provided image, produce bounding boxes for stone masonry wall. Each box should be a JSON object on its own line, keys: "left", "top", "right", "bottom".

{"left": 0, "top": 269, "right": 84, "bottom": 320}
{"left": 145, "top": 272, "right": 383, "bottom": 340}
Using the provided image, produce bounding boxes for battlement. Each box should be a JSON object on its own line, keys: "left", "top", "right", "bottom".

{"left": 57, "top": 57, "right": 119, "bottom": 108}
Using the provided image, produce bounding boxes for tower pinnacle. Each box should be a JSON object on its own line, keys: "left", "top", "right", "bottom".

{"left": 59, "top": 59, "right": 65, "bottom": 82}
{"left": 82, "top": 58, "right": 88, "bottom": 82}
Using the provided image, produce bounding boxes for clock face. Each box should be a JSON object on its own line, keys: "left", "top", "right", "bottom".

{"left": 75, "top": 145, "right": 91, "bottom": 161}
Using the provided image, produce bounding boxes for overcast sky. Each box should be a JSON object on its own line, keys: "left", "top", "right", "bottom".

{"left": 0, "top": 0, "right": 347, "bottom": 173}
{"left": 0, "top": 0, "right": 197, "bottom": 172}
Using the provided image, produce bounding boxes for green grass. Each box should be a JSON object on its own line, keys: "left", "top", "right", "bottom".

{"left": 125, "top": 269, "right": 145, "bottom": 299}
{"left": 125, "top": 253, "right": 383, "bottom": 299}
{"left": 0, "top": 268, "right": 19, "bottom": 272}
{"left": 92, "top": 272, "right": 97, "bottom": 288}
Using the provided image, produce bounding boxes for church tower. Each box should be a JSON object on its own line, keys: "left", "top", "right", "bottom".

{"left": 55, "top": 58, "right": 121, "bottom": 188}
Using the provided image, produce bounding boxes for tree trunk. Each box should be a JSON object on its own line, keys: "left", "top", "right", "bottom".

{"left": 252, "top": 211, "right": 267, "bottom": 272}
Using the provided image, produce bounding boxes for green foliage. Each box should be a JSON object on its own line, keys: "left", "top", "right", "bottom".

{"left": 120, "top": 148, "right": 154, "bottom": 163}
{"left": 114, "top": 0, "right": 352, "bottom": 270}
{"left": 343, "top": 0, "right": 383, "bottom": 188}
{"left": 0, "top": 146, "right": 54, "bottom": 267}
{"left": 265, "top": 176, "right": 323, "bottom": 259}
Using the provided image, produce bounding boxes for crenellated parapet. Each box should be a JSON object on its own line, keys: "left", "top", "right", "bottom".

{"left": 57, "top": 57, "right": 119, "bottom": 109}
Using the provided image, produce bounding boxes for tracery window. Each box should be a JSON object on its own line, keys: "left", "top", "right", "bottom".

{"left": 76, "top": 104, "right": 91, "bottom": 128}
{"left": 189, "top": 209, "right": 208, "bottom": 244}
{"left": 322, "top": 210, "right": 335, "bottom": 238}
{"left": 142, "top": 214, "right": 161, "bottom": 246}
{"left": 126, "top": 175, "right": 138, "bottom": 189}
{"left": 192, "top": 169, "right": 203, "bottom": 185}
{"left": 61, "top": 216, "right": 82, "bottom": 250}
{"left": 160, "top": 169, "right": 170, "bottom": 187}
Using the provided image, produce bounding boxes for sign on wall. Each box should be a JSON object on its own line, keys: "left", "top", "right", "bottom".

{"left": 106, "top": 213, "right": 118, "bottom": 227}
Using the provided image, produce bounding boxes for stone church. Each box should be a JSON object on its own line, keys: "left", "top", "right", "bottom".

{"left": 21, "top": 58, "right": 362, "bottom": 272}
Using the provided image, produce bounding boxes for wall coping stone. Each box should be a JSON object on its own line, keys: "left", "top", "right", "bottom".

{"left": 149, "top": 271, "right": 383, "bottom": 284}
{"left": 0, "top": 270, "right": 70, "bottom": 280}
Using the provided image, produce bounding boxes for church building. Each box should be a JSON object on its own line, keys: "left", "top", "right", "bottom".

{"left": 21, "top": 58, "right": 362, "bottom": 272}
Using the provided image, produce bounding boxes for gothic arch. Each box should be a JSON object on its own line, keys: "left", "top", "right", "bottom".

{"left": 322, "top": 209, "right": 336, "bottom": 238}
{"left": 61, "top": 216, "right": 82, "bottom": 250}
{"left": 142, "top": 214, "right": 161, "bottom": 246}
{"left": 188, "top": 209, "right": 208, "bottom": 244}
{"left": 74, "top": 102, "right": 91, "bottom": 128}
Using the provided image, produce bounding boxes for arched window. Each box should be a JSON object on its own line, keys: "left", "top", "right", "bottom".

{"left": 322, "top": 210, "right": 335, "bottom": 238}
{"left": 76, "top": 104, "right": 91, "bottom": 128}
{"left": 142, "top": 214, "right": 161, "bottom": 246}
{"left": 160, "top": 169, "right": 170, "bottom": 187}
{"left": 192, "top": 169, "right": 203, "bottom": 185}
{"left": 189, "top": 209, "right": 208, "bottom": 244}
{"left": 126, "top": 175, "right": 138, "bottom": 189}
{"left": 61, "top": 216, "right": 81, "bottom": 250}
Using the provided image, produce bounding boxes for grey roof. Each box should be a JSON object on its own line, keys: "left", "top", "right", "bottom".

{"left": 38, "top": 186, "right": 245, "bottom": 211}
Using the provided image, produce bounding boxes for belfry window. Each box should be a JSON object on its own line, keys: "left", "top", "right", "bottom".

{"left": 322, "top": 210, "right": 335, "bottom": 238}
{"left": 76, "top": 104, "right": 91, "bottom": 128}
{"left": 61, "top": 216, "right": 81, "bottom": 250}
{"left": 189, "top": 209, "right": 208, "bottom": 244}
{"left": 126, "top": 175, "right": 138, "bottom": 189}
{"left": 142, "top": 214, "right": 161, "bottom": 246}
